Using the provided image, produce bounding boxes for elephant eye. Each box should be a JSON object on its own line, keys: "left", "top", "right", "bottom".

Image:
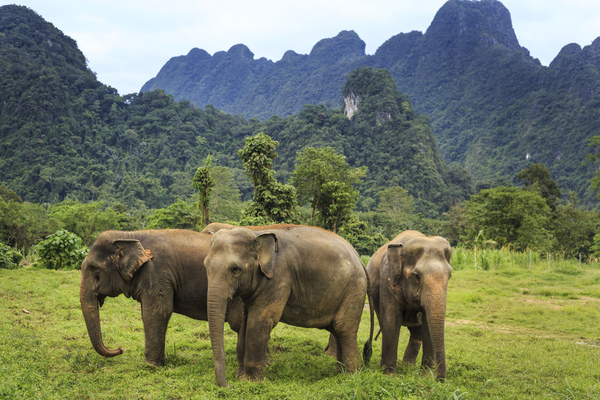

{"left": 231, "top": 266, "right": 243, "bottom": 276}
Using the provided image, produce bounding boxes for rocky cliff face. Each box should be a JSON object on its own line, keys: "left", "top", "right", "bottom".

{"left": 343, "top": 92, "right": 360, "bottom": 119}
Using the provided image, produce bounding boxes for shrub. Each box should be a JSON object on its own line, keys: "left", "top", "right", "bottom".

{"left": 0, "top": 242, "right": 23, "bottom": 269}
{"left": 35, "top": 230, "right": 88, "bottom": 270}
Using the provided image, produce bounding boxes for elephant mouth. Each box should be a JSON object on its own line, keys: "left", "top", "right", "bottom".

{"left": 98, "top": 294, "right": 106, "bottom": 307}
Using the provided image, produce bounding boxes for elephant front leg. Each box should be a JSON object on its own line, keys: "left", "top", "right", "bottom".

{"left": 141, "top": 298, "right": 173, "bottom": 366}
{"left": 379, "top": 304, "right": 401, "bottom": 374}
{"left": 240, "top": 308, "right": 279, "bottom": 382}
{"left": 402, "top": 325, "right": 422, "bottom": 365}
{"left": 234, "top": 311, "right": 247, "bottom": 379}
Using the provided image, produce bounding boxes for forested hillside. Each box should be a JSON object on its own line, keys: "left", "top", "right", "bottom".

{"left": 141, "top": 0, "right": 600, "bottom": 205}
{"left": 0, "top": 5, "right": 467, "bottom": 218}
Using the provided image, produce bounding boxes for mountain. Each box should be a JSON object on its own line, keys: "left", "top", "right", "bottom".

{"left": 141, "top": 30, "right": 367, "bottom": 119}
{"left": 0, "top": 5, "right": 465, "bottom": 217}
{"left": 141, "top": 0, "right": 600, "bottom": 205}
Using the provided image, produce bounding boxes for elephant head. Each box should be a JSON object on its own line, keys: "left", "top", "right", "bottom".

{"left": 80, "top": 232, "right": 153, "bottom": 358}
{"left": 204, "top": 227, "right": 277, "bottom": 387}
{"left": 385, "top": 233, "right": 452, "bottom": 379}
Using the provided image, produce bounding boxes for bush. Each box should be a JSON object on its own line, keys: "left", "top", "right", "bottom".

{"left": 0, "top": 242, "right": 23, "bottom": 269}
{"left": 35, "top": 230, "right": 88, "bottom": 270}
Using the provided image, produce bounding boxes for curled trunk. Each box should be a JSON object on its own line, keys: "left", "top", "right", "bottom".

{"left": 80, "top": 269, "right": 123, "bottom": 357}
{"left": 207, "top": 285, "right": 230, "bottom": 387}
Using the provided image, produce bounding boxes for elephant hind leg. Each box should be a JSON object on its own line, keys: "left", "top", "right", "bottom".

{"left": 336, "top": 330, "right": 360, "bottom": 372}
{"left": 324, "top": 332, "right": 337, "bottom": 358}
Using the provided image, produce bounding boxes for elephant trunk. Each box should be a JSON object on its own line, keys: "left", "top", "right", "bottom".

{"left": 207, "top": 285, "right": 230, "bottom": 387}
{"left": 79, "top": 267, "right": 123, "bottom": 357}
{"left": 422, "top": 284, "right": 447, "bottom": 380}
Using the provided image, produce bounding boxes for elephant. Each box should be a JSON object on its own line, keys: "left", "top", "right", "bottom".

{"left": 79, "top": 229, "right": 247, "bottom": 367}
{"left": 363, "top": 230, "right": 452, "bottom": 380}
{"left": 204, "top": 225, "right": 372, "bottom": 387}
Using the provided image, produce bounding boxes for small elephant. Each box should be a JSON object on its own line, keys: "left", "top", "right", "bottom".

{"left": 364, "top": 230, "right": 452, "bottom": 380}
{"left": 204, "top": 225, "right": 371, "bottom": 387}
{"left": 80, "top": 229, "right": 246, "bottom": 366}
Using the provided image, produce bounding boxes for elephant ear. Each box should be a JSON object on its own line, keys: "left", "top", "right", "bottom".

{"left": 111, "top": 239, "right": 153, "bottom": 281}
{"left": 386, "top": 243, "right": 404, "bottom": 280}
{"left": 255, "top": 233, "right": 278, "bottom": 279}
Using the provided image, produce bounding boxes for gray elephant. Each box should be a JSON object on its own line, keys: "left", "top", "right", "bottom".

{"left": 204, "top": 225, "right": 371, "bottom": 387}
{"left": 80, "top": 229, "right": 246, "bottom": 366}
{"left": 364, "top": 230, "right": 452, "bottom": 380}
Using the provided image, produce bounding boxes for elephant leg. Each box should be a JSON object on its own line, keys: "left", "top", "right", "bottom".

{"left": 234, "top": 308, "right": 247, "bottom": 379}
{"left": 331, "top": 298, "right": 363, "bottom": 373}
{"left": 402, "top": 325, "right": 422, "bottom": 365}
{"left": 420, "top": 312, "right": 436, "bottom": 371}
{"left": 379, "top": 303, "right": 401, "bottom": 373}
{"left": 324, "top": 332, "right": 337, "bottom": 358}
{"left": 241, "top": 306, "right": 280, "bottom": 382}
{"left": 333, "top": 329, "right": 360, "bottom": 373}
{"left": 140, "top": 297, "right": 173, "bottom": 366}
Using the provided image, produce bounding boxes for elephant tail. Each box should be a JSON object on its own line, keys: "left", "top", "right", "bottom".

{"left": 362, "top": 272, "right": 375, "bottom": 365}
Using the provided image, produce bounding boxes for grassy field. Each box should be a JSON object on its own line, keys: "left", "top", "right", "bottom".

{"left": 1, "top": 249, "right": 599, "bottom": 399}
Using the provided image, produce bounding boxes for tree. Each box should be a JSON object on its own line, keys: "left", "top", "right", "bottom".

{"left": 47, "top": 200, "right": 128, "bottom": 246}
{"left": 442, "top": 203, "right": 471, "bottom": 246}
{"left": 291, "top": 146, "right": 366, "bottom": 231}
{"left": 146, "top": 199, "right": 200, "bottom": 230}
{"left": 552, "top": 192, "right": 600, "bottom": 258}
{"left": 517, "top": 163, "right": 561, "bottom": 210}
{"left": 193, "top": 155, "right": 215, "bottom": 227}
{"left": 238, "top": 133, "right": 299, "bottom": 224}
{"left": 0, "top": 198, "right": 59, "bottom": 249}
{"left": 376, "top": 185, "right": 415, "bottom": 237}
{"left": 465, "top": 186, "right": 553, "bottom": 251}
{"left": 209, "top": 166, "right": 243, "bottom": 222}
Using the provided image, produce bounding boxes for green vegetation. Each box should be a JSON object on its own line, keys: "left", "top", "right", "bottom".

{"left": 1, "top": 255, "right": 599, "bottom": 399}
{"left": 192, "top": 155, "right": 216, "bottom": 227}
{"left": 291, "top": 146, "right": 366, "bottom": 232}
{"left": 238, "top": 132, "right": 299, "bottom": 225}
{"left": 34, "top": 229, "right": 87, "bottom": 270}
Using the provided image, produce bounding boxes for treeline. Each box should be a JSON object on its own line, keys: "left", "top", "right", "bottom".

{"left": 3, "top": 139, "right": 600, "bottom": 271}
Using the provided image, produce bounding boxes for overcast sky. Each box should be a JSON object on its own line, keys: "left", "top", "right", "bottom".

{"left": 3, "top": 0, "right": 600, "bottom": 95}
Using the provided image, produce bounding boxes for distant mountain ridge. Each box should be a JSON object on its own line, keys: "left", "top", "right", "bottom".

{"left": 141, "top": 0, "right": 600, "bottom": 204}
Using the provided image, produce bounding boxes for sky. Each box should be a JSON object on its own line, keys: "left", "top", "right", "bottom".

{"left": 3, "top": 0, "right": 600, "bottom": 95}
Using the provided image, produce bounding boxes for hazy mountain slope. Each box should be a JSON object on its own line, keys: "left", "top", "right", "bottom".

{"left": 141, "top": 0, "right": 600, "bottom": 204}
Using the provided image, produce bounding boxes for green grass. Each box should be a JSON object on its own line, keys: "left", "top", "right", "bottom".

{"left": 1, "top": 256, "right": 600, "bottom": 399}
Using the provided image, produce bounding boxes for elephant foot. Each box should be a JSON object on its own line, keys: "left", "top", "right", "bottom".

{"left": 324, "top": 344, "right": 337, "bottom": 358}
{"left": 240, "top": 365, "right": 265, "bottom": 382}
{"left": 145, "top": 359, "right": 164, "bottom": 367}
{"left": 236, "top": 368, "right": 245, "bottom": 379}
{"left": 239, "top": 372, "right": 264, "bottom": 382}
{"left": 264, "top": 355, "right": 271, "bottom": 366}
{"left": 382, "top": 365, "right": 396, "bottom": 375}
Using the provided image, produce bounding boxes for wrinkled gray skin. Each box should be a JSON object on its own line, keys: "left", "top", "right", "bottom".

{"left": 365, "top": 230, "right": 452, "bottom": 380}
{"left": 80, "top": 229, "right": 246, "bottom": 366}
{"left": 205, "top": 225, "right": 368, "bottom": 387}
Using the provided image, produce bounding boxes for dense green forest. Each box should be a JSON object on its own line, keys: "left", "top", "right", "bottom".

{"left": 141, "top": 0, "right": 600, "bottom": 205}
